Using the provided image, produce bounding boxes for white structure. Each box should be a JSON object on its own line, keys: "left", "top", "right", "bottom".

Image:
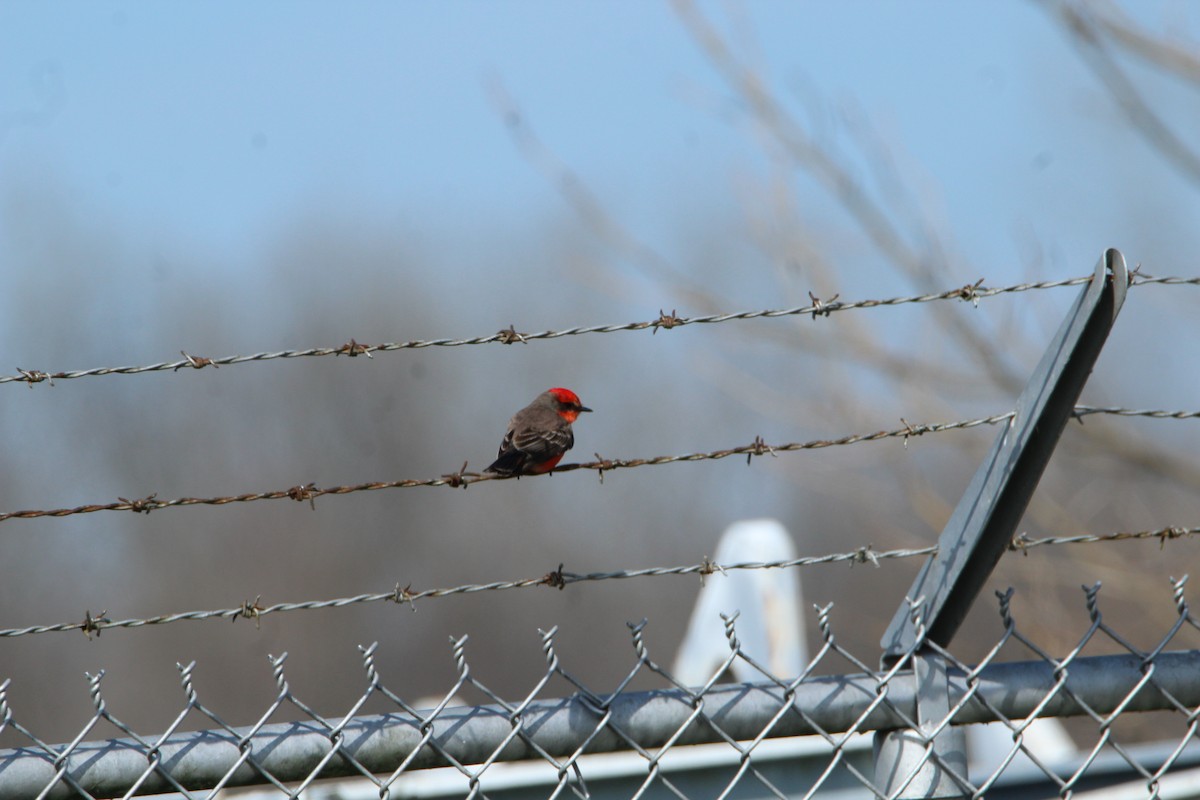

{"left": 673, "top": 518, "right": 807, "bottom": 687}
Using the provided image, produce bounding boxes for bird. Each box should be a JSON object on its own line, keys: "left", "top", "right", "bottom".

{"left": 485, "top": 387, "right": 592, "bottom": 477}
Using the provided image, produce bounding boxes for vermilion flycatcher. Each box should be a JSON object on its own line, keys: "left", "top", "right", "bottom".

{"left": 485, "top": 387, "right": 592, "bottom": 477}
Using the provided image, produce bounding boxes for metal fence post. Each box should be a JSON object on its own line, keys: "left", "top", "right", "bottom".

{"left": 875, "top": 249, "right": 1129, "bottom": 798}
{"left": 875, "top": 651, "right": 970, "bottom": 798}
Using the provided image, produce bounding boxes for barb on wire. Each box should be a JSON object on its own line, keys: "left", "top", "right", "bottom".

{"left": 0, "top": 546, "right": 939, "bottom": 639}
{"left": 2, "top": 273, "right": 1190, "bottom": 386}
{"left": 0, "top": 406, "right": 1194, "bottom": 525}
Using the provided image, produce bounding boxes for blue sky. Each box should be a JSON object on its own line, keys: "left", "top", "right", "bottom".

{"left": 2, "top": 1, "right": 1135, "bottom": 277}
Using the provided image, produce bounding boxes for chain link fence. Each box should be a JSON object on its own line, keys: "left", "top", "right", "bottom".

{"left": 1, "top": 577, "right": 1198, "bottom": 800}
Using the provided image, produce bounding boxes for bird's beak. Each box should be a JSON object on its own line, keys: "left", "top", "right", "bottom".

{"left": 579, "top": 405, "right": 593, "bottom": 413}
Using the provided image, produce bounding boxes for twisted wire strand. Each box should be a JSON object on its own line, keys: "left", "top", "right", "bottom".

{"left": 0, "top": 546, "right": 938, "bottom": 638}
{"left": 2, "top": 523, "right": 1194, "bottom": 639}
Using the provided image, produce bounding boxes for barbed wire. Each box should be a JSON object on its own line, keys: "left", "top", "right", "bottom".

{"left": 1010, "top": 525, "right": 1200, "bottom": 552}
{"left": 3, "top": 273, "right": 1193, "bottom": 387}
{"left": 0, "top": 545, "right": 938, "bottom": 639}
{"left": 1, "top": 523, "right": 1195, "bottom": 640}
{"left": 0, "top": 406, "right": 1193, "bottom": 525}
{"left": 1072, "top": 405, "right": 1200, "bottom": 419}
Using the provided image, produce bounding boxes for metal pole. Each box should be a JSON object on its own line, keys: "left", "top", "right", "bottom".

{"left": 874, "top": 652, "right": 970, "bottom": 798}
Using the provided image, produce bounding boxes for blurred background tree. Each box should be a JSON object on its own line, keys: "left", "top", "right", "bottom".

{"left": 0, "top": 0, "right": 1197, "bottom": 746}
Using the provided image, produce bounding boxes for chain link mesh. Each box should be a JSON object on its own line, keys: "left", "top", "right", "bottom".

{"left": 2, "top": 577, "right": 1198, "bottom": 800}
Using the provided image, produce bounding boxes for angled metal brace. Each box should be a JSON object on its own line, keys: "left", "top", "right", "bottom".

{"left": 875, "top": 249, "right": 1128, "bottom": 799}
{"left": 882, "top": 249, "right": 1128, "bottom": 658}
